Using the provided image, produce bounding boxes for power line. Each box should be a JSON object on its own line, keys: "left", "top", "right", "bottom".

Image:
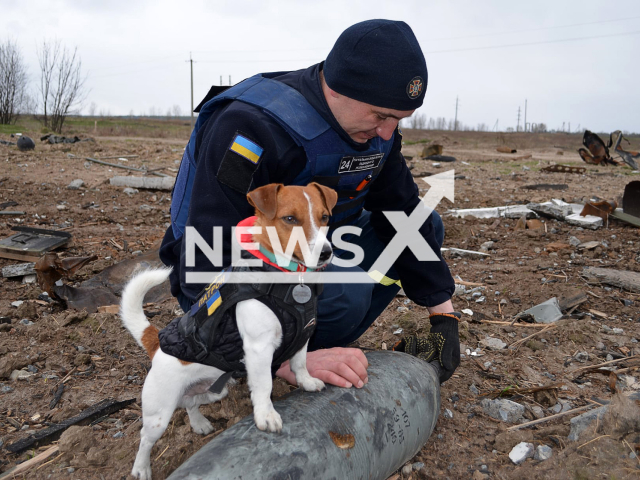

{"left": 425, "top": 29, "right": 640, "bottom": 54}
{"left": 425, "top": 15, "right": 640, "bottom": 42}
{"left": 89, "top": 29, "right": 640, "bottom": 80}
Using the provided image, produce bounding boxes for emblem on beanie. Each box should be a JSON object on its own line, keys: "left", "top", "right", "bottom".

{"left": 406, "top": 76, "right": 424, "bottom": 99}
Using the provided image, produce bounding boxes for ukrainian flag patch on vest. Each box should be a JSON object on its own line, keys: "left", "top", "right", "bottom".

{"left": 229, "top": 134, "right": 263, "bottom": 164}
{"left": 191, "top": 270, "right": 228, "bottom": 316}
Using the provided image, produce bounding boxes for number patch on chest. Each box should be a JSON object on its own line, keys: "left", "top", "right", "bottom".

{"left": 337, "top": 153, "right": 384, "bottom": 174}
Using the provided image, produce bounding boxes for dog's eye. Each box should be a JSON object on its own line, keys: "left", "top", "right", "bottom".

{"left": 321, "top": 214, "right": 330, "bottom": 223}
{"left": 282, "top": 216, "right": 298, "bottom": 225}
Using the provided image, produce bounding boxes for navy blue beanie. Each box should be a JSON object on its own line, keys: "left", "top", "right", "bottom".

{"left": 324, "top": 19, "right": 428, "bottom": 111}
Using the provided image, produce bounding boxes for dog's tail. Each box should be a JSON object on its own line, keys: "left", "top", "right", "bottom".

{"left": 120, "top": 268, "right": 172, "bottom": 359}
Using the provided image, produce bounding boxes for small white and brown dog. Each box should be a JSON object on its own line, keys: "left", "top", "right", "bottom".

{"left": 120, "top": 183, "right": 337, "bottom": 479}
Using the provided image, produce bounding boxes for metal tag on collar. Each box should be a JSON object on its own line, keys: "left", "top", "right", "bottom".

{"left": 292, "top": 273, "right": 312, "bottom": 304}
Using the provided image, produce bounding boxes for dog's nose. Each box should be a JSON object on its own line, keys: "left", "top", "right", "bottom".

{"left": 318, "top": 244, "right": 333, "bottom": 264}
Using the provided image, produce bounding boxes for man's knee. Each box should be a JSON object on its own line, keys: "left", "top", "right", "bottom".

{"left": 312, "top": 281, "right": 374, "bottom": 349}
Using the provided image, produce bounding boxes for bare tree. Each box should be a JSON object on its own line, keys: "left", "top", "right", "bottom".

{"left": 87, "top": 102, "right": 97, "bottom": 116}
{"left": 0, "top": 39, "right": 29, "bottom": 124}
{"left": 38, "top": 40, "right": 87, "bottom": 133}
{"left": 171, "top": 104, "right": 182, "bottom": 117}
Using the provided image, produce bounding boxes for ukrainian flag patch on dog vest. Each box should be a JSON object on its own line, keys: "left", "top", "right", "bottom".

{"left": 229, "top": 134, "right": 263, "bottom": 164}
{"left": 191, "top": 270, "right": 228, "bottom": 316}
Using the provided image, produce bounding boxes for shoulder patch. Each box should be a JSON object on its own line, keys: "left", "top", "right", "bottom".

{"left": 217, "top": 132, "right": 264, "bottom": 194}
{"left": 229, "top": 133, "right": 263, "bottom": 164}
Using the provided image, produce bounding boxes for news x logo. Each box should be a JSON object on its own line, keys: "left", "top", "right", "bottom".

{"left": 185, "top": 171, "right": 455, "bottom": 285}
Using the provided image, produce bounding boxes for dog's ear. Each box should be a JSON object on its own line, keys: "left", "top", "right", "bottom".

{"left": 247, "top": 184, "right": 282, "bottom": 219}
{"left": 309, "top": 182, "right": 338, "bottom": 214}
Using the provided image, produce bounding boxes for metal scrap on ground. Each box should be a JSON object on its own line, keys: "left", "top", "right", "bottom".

{"left": 541, "top": 165, "right": 586, "bottom": 174}
{"left": 35, "top": 253, "right": 98, "bottom": 298}
{"left": 0, "top": 227, "right": 72, "bottom": 262}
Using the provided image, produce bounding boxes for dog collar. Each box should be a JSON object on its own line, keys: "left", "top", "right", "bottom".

{"left": 236, "top": 217, "right": 326, "bottom": 273}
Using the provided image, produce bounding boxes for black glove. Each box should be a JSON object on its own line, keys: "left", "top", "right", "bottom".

{"left": 392, "top": 334, "right": 440, "bottom": 363}
{"left": 428, "top": 312, "right": 461, "bottom": 383}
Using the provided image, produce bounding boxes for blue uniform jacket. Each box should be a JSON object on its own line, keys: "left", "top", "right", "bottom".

{"left": 159, "top": 63, "right": 455, "bottom": 308}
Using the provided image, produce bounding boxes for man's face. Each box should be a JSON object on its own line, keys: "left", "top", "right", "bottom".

{"left": 324, "top": 86, "right": 415, "bottom": 143}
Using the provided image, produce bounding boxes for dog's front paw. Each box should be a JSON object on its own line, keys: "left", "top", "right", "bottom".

{"left": 190, "top": 416, "right": 214, "bottom": 435}
{"left": 131, "top": 464, "right": 152, "bottom": 480}
{"left": 254, "top": 407, "right": 282, "bottom": 433}
{"left": 299, "top": 376, "right": 325, "bottom": 392}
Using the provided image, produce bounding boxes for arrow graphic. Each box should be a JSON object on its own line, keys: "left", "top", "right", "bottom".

{"left": 367, "top": 169, "right": 455, "bottom": 278}
{"left": 186, "top": 170, "right": 456, "bottom": 285}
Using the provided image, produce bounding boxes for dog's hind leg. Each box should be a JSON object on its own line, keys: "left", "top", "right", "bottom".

{"left": 182, "top": 387, "right": 229, "bottom": 435}
{"left": 132, "top": 355, "right": 183, "bottom": 479}
{"left": 289, "top": 340, "right": 325, "bottom": 392}
{"left": 236, "top": 299, "right": 283, "bottom": 433}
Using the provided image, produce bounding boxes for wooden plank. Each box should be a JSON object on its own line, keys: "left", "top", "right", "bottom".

{"left": 582, "top": 267, "right": 640, "bottom": 294}
{"left": 0, "top": 445, "right": 59, "bottom": 479}
{"left": 558, "top": 292, "right": 588, "bottom": 312}
{"left": 0, "top": 250, "right": 41, "bottom": 262}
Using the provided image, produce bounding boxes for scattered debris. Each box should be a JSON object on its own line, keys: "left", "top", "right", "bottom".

{"left": 0, "top": 139, "right": 16, "bottom": 146}
{"left": 516, "top": 298, "right": 563, "bottom": 324}
{"left": 441, "top": 247, "right": 490, "bottom": 258}
{"left": 481, "top": 398, "right": 525, "bottom": 423}
{"left": 579, "top": 130, "right": 620, "bottom": 166}
{"left": 622, "top": 181, "right": 640, "bottom": 216}
{"left": 97, "top": 305, "right": 120, "bottom": 314}
{"left": 565, "top": 213, "right": 603, "bottom": 230}
{"left": 35, "top": 253, "right": 98, "bottom": 298}
{"left": 5, "top": 398, "right": 135, "bottom": 453}
{"left": 497, "top": 147, "right": 517, "bottom": 154}
{"left": 522, "top": 184, "right": 568, "bottom": 191}
{"left": 534, "top": 445, "right": 553, "bottom": 461}
{"left": 0, "top": 227, "right": 72, "bottom": 262}
{"left": 580, "top": 199, "right": 617, "bottom": 223}
{"left": 581, "top": 267, "right": 640, "bottom": 293}
{"left": 480, "top": 337, "right": 507, "bottom": 350}
{"left": 16, "top": 136, "right": 35, "bottom": 151}
{"left": 41, "top": 134, "right": 94, "bottom": 144}
{"left": 426, "top": 154, "right": 456, "bottom": 162}
{"left": 67, "top": 179, "right": 85, "bottom": 190}
{"left": 527, "top": 200, "right": 572, "bottom": 220}
{"left": 509, "top": 442, "right": 534, "bottom": 464}
{"left": 420, "top": 144, "right": 442, "bottom": 157}
{"left": 109, "top": 175, "right": 174, "bottom": 191}
{"left": 53, "top": 249, "right": 171, "bottom": 312}
{"left": 446, "top": 205, "right": 536, "bottom": 219}
{"left": 540, "top": 165, "right": 586, "bottom": 174}
{"left": 0, "top": 445, "right": 59, "bottom": 478}
{"left": 2, "top": 262, "right": 35, "bottom": 278}
{"left": 558, "top": 292, "right": 588, "bottom": 312}
{"left": 69, "top": 154, "right": 170, "bottom": 178}
{"left": 610, "top": 130, "right": 640, "bottom": 170}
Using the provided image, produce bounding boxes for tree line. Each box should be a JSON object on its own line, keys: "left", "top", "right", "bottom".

{"left": 401, "top": 112, "right": 548, "bottom": 133}
{"left": 0, "top": 39, "right": 85, "bottom": 133}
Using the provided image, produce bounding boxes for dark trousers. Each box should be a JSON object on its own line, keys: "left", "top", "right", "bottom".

{"left": 309, "top": 210, "right": 444, "bottom": 350}
{"left": 177, "top": 210, "right": 445, "bottom": 350}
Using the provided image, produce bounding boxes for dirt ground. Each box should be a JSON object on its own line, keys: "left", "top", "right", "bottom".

{"left": 1, "top": 126, "right": 639, "bottom": 480}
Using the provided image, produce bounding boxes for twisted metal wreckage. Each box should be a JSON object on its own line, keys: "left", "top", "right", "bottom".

{"left": 578, "top": 130, "right": 640, "bottom": 170}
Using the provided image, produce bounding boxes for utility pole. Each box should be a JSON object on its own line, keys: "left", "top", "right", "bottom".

{"left": 187, "top": 52, "right": 194, "bottom": 131}
{"left": 568, "top": 122, "right": 571, "bottom": 134}
{"left": 229, "top": 75, "right": 231, "bottom": 86}
{"left": 454, "top": 96, "right": 459, "bottom": 131}
{"left": 220, "top": 75, "right": 222, "bottom": 86}
{"left": 524, "top": 99, "right": 527, "bottom": 132}
{"left": 517, "top": 107, "right": 521, "bottom": 132}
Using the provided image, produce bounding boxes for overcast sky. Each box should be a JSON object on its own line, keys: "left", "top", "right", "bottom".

{"left": 3, "top": 0, "right": 639, "bottom": 133}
